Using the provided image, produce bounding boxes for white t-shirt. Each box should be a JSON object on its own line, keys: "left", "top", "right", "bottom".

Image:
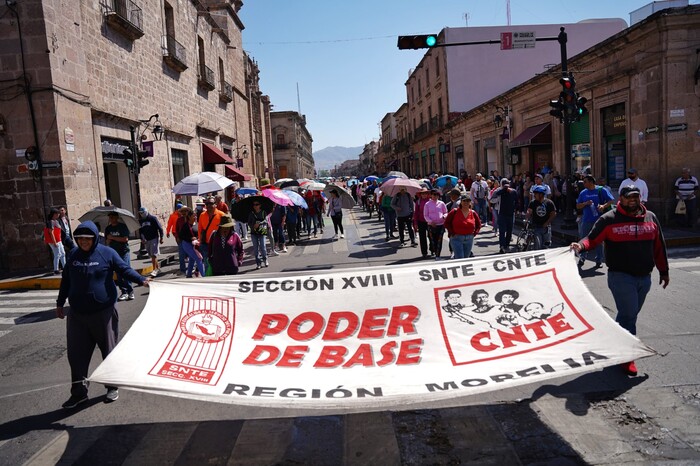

{"left": 618, "top": 177, "right": 649, "bottom": 202}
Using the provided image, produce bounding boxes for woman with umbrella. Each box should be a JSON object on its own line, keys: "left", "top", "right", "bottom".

{"left": 248, "top": 199, "right": 270, "bottom": 269}
{"left": 207, "top": 214, "right": 244, "bottom": 276}
{"left": 177, "top": 207, "right": 205, "bottom": 278}
{"left": 327, "top": 189, "right": 345, "bottom": 239}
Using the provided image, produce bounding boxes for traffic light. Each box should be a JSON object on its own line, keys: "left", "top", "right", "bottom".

{"left": 137, "top": 150, "right": 150, "bottom": 171}
{"left": 575, "top": 96, "right": 588, "bottom": 121}
{"left": 397, "top": 34, "right": 439, "bottom": 50}
{"left": 24, "top": 146, "right": 39, "bottom": 170}
{"left": 123, "top": 148, "right": 135, "bottom": 170}
{"left": 560, "top": 75, "right": 577, "bottom": 123}
{"left": 549, "top": 96, "right": 565, "bottom": 121}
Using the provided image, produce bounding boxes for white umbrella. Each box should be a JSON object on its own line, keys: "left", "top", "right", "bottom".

{"left": 380, "top": 178, "right": 423, "bottom": 197}
{"left": 305, "top": 181, "right": 326, "bottom": 191}
{"left": 172, "top": 172, "right": 234, "bottom": 195}
{"left": 79, "top": 206, "right": 141, "bottom": 233}
{"left": 273, "top": 178, "right": 294, "bottom": 187}
{"left": 324, "top": 184, "right": 355, "bottom": 209}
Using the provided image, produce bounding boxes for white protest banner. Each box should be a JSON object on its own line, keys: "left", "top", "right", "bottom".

{"left": 89, "top": 248, "right": 655, "bottom": 411}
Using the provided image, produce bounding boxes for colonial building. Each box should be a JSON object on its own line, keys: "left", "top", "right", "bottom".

{"left": 244, "top": 54, "right": 274, "bottom": 183}
{"left": 269, "top": 111, "right": 314, "bottom": 180}
{"left": 357, "top": 141, "right": 378, "bottom": 176}
{"left": 398, "top": 19, "right": 627, "bottom": 178}
{"left": 376, "top": 112, "right": 398, "bottom": 174}
{"left": 441, "top": 4, "right": 699, "bottom": 223}
{"left": 0, "top": 0, "right": 269, "bottom": 272}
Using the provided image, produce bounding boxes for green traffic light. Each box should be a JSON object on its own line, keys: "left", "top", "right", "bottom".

{"left": 426, "top": 35, "right": 437, "bottom": 47}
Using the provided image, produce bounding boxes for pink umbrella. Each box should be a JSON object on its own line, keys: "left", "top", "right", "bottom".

{"left": 380, "top": 178, "right": 423, "bottom": 197}
{"left": 262, "top": 188, "right": 294, "bottom": 206}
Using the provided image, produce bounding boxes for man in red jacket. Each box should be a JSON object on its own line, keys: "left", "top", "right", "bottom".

{"left": 570, "top": 185, "right": 669, "bottom": 376}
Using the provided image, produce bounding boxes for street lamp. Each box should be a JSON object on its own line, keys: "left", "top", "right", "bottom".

{"left": 234, "top": 144, "right": 248, "bottom": 168}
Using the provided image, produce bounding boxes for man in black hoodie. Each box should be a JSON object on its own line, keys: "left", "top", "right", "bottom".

{"left": 56, "top": 220, "right": 149, "bottom": 409}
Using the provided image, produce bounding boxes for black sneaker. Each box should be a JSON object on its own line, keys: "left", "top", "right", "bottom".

{"left": 62, "top": 394, "right": 88, "bottom": 409}
{"left": 578, "top": 257, "right": 585, "bottom": 267}
{"left": 105, "top": 388, "right": 119, "bottom": 403}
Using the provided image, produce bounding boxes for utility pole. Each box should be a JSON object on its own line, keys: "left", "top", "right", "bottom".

{"left": 557, "top": 28, "right": 577, "bottom": 229}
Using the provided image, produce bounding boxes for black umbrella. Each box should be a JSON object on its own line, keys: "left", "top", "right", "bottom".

{"left": 230, "top": 195, "right": 274, "bottom": 222}
{"left": 279, "top": 180, "right": 300, "bottom": 189}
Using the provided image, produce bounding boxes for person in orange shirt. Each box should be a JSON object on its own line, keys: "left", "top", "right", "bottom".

{"left": 215, "top": 194, "right": 229, "bottom": 213}
{"left": 198, "top": 196, "right": 223, "bottom": 270}
{"left": 166, "top": 203, "right": 185, "bottom": 273}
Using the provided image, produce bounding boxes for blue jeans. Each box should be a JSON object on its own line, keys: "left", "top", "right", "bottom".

{"left": 116, "top": 251, "right": 133, "bottom": 293}
{"left": 181, "top": 241, "right": 204, "bottom": 277}
{"left": 580, "top": 221, "right": 604, "bottom": 262}
{"left": 607, "top": 271, "right": 651, "bottom": 335}
{"left": 450, "top": 234, "right": 474, "bottom": 259}
{"left": 177, "top": 241, "right": 186, "bottom": 272}
{"left": 497, "top": 214, "right": 515, "bottom": 249}
{"left": 200, "top": 242, "right": 210, "bottom": 270}
{"left": 382, "top": 206, "right": 396, "bottom": 237}
{"left": 251, "top": 234, "right": 267, "bottom": 265}
{"left": 305, "top": 212, "right": 318, "bottom": 235}
{"left": 272, "top": 223, "right": 285, "bottom": 246}
{"left": 533, "top": 225, "right": 551, "bottom": 250}
{"left": 474, "top": 198, "right": 487, "bottom": 223}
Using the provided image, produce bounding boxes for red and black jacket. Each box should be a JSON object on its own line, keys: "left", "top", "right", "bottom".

{"left": 581, "top": 202, "right": 669, "bottom": 277}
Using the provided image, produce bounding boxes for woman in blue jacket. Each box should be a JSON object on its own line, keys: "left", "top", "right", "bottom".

{"left": 56, "top": 220, "right": 149, "bottom": 409}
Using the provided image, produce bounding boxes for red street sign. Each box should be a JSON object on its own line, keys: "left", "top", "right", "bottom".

{"left": 501, "top": 32, "right": 513, "bottom": 50}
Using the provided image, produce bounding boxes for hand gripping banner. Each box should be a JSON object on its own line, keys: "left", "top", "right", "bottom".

{"left": 89, "top": 248, "right": 655, "bottom": 411}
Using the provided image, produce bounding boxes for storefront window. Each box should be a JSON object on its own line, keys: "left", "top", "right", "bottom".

{"left": 602, "top": 103, "right": 627, "bottom": 187}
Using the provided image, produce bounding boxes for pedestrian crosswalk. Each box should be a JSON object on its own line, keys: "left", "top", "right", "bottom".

{"left": 0, "top": 289, "right": 57, "bottom": 335}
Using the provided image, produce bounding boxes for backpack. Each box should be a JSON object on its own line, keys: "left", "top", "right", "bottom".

{"left": 597, "top": 187, "right": 614, "bottom": 213}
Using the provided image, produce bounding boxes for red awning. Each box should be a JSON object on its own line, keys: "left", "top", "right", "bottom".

{"left": 509, "top": 123, "right": 551, "bottom": 148}
{"left": 202, "top": 142, "right": 235, "bottom": 164}
{"left": 225, "top": 164, "right": 252, "bottom": 181}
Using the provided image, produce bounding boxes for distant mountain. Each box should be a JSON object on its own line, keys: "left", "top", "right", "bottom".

{"left": 313, "top": 146, "right": 363, "bottom": 171}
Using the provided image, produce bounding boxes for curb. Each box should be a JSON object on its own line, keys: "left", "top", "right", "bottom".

{"left": 0, "top": 253, "right": 178, "bottom": 291}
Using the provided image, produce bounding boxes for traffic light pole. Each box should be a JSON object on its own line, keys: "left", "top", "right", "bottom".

{"left": 557, "top": 28, "right": 578, "bottom": 230}
{"left": 129, "top": 125, "right": 142, "bottom": 212}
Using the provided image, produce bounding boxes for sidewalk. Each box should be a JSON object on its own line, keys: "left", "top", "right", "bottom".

{"left": 516, "top": 211, "right": 700, "bottom": 247}
{"left": 0, "top": 235, "right": 180, "bottom": 291}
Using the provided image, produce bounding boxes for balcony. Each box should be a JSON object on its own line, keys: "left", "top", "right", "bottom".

{"left": 220, "top": 80, "right": 233, "bottom": 102}
{"left": 273, "top": 143, "right": 289, "bottom": 150}
{"left": 198, "top": 63, "right": 216, "bottom": 91}
{"left": 414, "top": 123, "right": 429, "bottom": 139}
{"left": 103, "top": 0, "right": 144, "bottom": 40}
{"left": 162, "top": 35, "right": 188, "bottom": 72}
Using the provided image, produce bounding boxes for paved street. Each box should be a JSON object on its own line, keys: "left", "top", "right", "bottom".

{"left": 1, "top": 206, "right": 699, "bottom": 465}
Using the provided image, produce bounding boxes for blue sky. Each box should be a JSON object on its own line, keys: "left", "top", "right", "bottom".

{"left": 239, "top": 1, "right": 696, "bottom": 150}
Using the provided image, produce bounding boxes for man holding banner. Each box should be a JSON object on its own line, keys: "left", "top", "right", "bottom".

{"left": 571, "top": 185, "right": 669, "bottom": 376}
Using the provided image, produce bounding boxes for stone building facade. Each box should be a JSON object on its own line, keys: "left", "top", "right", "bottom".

{"left": 398, "top": 19, "right": 626, "bottom": 179}
{"left": 441, "top": 5, "right": 700, "bottom": 224}
{"left": 379, "top": 4, "right": 697, "bottom": 224}
{"left": 269, "top": 111, "right": 314, "bottom": 180}
{"left": 0, "top": 0, "right": 271, "bottom": 272}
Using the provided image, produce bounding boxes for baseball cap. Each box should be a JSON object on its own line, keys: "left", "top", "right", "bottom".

{"left": 501, "top": 179, "right": 510, "bottom": 186}
{"left": 534, "top": 173, "right": 543, "bottom": 179}
{"left": 620, "top": 185, "right": 641, "bottom": 197}
{"left": 204, "top": 196, "right": 216, "bottom": 205}
{"left": 138, "top": 207, "right": 148, "bottom": 214}
{"left": 533, "top": 185, "right": 547, "bottom": 194}
{"left": 627, "top": 168, "right": 638, "bottom": 174}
